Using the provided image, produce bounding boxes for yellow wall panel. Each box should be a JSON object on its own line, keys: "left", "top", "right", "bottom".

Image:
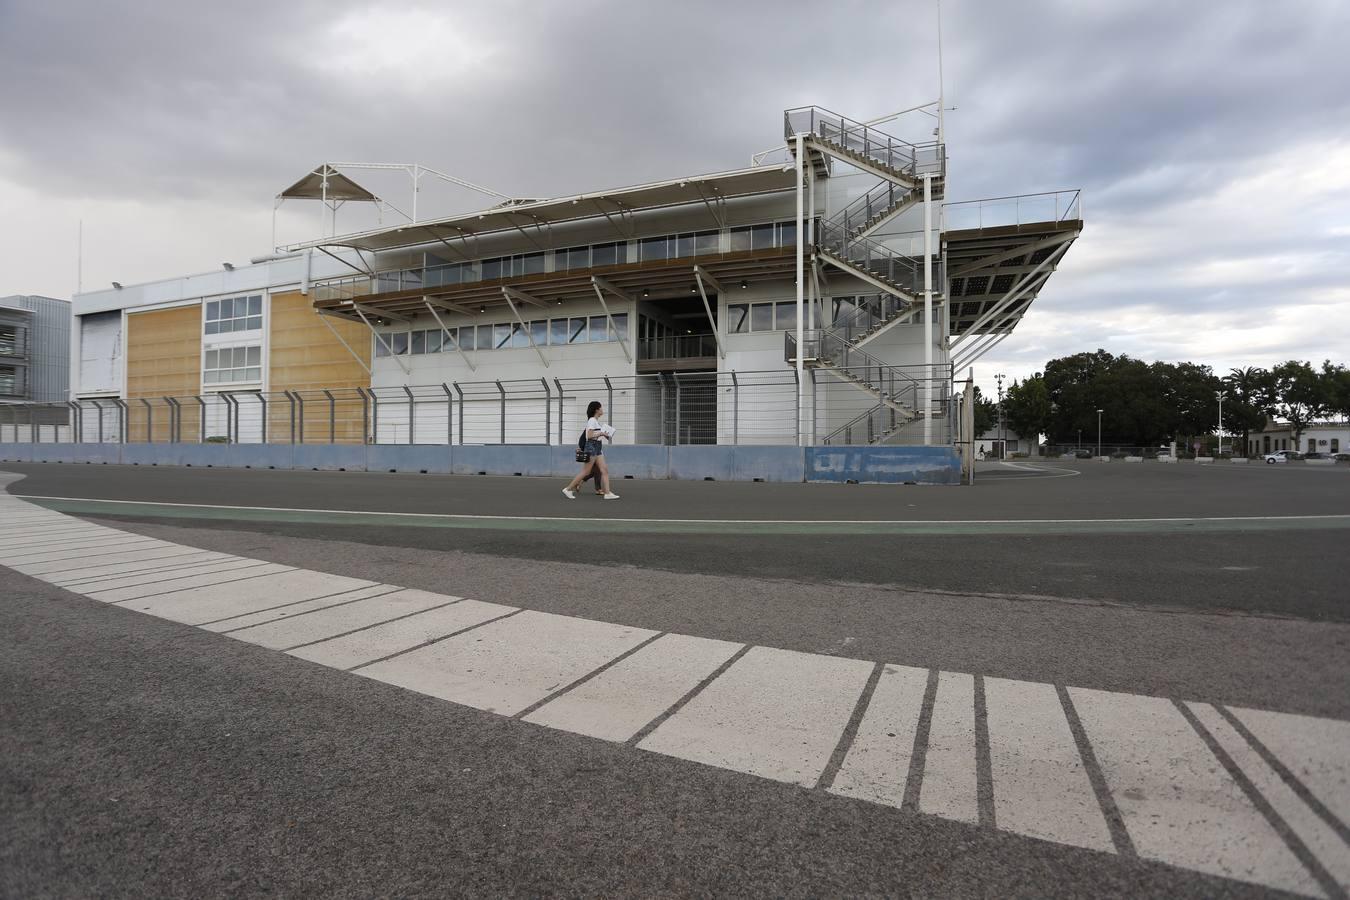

{"left": 125, "top": 305, "right": 201, "bottom": 442}
{"left": 268, "top": 291, "right": 370, "bottom": 443}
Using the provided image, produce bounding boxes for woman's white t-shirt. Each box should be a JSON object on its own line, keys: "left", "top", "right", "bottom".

{"left": 586, "top": 417, "right": 602, "bottom": 439}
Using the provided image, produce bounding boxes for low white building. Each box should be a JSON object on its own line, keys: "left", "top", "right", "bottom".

{"left": 1249, "top": 423, "right": 1350, "bottom": 456}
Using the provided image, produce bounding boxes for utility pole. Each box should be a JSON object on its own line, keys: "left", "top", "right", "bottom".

{"left": 1097, "top": 408, "right": 1103, "bottom": 458}
{"left": 1216, "top": 390, "right": 1226, "bottom": 456}
{"left": 995, "top": 372, "right": 1005, "bottom": 459}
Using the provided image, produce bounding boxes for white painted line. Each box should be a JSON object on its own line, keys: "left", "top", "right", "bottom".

{"left": 199, "top": 585, "right": 405, "bottom": 632}
{"left": 0, "top": 527, "right": 114, "bottom": 548}
{"left": 290, "top": 598, "right": 516, "bottom": 670}
{"left": 84, "top": 563, "right": 296, "bottom": 604}
{"left": 1070, "top": 688, "right": 1319, "bottom": 895}
{"left": 524, "top": 633, "right": 744, "bottom": 743}
{"left": 126, "top": 570, "right": 381, "bottom": 626}
{"left": 1190, "top": 703, "right": 1350, "bottom": 893}
{"left": 41, "top": 552, "right": 228, "bottom": 585}
{"left": 829, "top": 663, "right": 928, "bottom": 807}
{"left": 15, "top": 546, "right": 210, "bottom": 577}
{"left": 638, "top": 645, "right": 873, "bottom": 787}
{"left": 1231, "top": 706, "right": 1350, "bottom": 830}
{"left": 17, "top": 493, "right": 1350, "bottom": 527}
{"left": 358, "top": 610, "right": 655, "bottom": 717}
{"left": 984, "top": 676, "right": 1114, "bottom": 852}
{"left": 56, "top": 558, "right": 266, "bottom": 592}
{"left": 919, "top": 671, "right": 978, "bottom": 824}
{"left": 227, "top": 588, "right": 455, "bottom": 650}
{"left": 0, "top": 537, "right": 164, "bottom": 565}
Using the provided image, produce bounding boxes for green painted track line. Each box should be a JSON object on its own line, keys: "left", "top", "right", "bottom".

{"left": 15, "top": 495, "right": 1350, "bottom": 536}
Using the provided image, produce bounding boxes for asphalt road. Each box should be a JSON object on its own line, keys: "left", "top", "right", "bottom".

{"left": 2, "top": 462, "right": 1348, "bottom": 897}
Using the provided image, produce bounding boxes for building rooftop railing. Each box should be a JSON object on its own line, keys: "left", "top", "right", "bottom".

{"left": 943, "top": 190, "right": 1082, "bottom": 232}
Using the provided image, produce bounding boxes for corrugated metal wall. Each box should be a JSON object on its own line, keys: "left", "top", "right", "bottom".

{"left": 0, "top": 295, "right": 71, "bottom": 403}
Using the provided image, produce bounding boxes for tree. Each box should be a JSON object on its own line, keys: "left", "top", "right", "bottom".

{"left": 1223, "top": 366, "right": 1273, "bottom": 453}
{"left": 1004, "top": 375, "right": 1051, "bottom": 445}
{"left": 1321, "top": 361, "right": 1350, "bottom": 422}
{"left": 971, "top": 386, "right": 998, "bottom": 437}
{"left": 1271, "top": 360, "right": 1330, "bottom": 451}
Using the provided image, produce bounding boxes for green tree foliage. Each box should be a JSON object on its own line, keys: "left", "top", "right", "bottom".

{"left": 1003, "top": 375, "right": 1052, "bottom": 441}
{"left": 1271, "top": 360, "right": 1331, "bottom": 447}
{"left": 1223, "top": 366, "right": 1273, "bottom": 449}
{"left": 1321, "top": 361, "right": 1350, "bottom": 421}
{"left": 971, "top": 386, "right": 998, "bottom": 437}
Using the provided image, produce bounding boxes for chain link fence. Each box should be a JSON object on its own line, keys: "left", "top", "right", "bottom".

{"left": 0, "top": 367, "right": 956, "bottom": 447}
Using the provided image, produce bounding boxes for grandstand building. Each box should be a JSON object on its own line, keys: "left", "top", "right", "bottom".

{"left": 65, "top": 107, "right": 1081, "bottom": 448}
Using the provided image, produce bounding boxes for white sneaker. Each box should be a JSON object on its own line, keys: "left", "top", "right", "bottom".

{"left": 603, "top": 492, "right": 621, "bottom": 500}
{"left": 562, "top": 488, "right": 576, "bottom": 499}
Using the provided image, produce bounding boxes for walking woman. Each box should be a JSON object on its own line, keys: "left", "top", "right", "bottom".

{"left": 563, "top": 401, "right": 620, "bottom": 500}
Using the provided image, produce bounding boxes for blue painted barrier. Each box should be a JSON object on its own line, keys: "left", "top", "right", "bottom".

{"left": 367, "top": 444, "right": 451, "bottom": 474}
{"left": 806, "top": 445, "right": 960, "bottom": 484}
{"left": 292, "top": 445, "right": 368, "bottom": 471}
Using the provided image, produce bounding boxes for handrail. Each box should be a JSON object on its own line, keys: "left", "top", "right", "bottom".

{"left": 817, "top": 216, "right": 922, "bottom": 294}
{"left": 833, "top": 180, "right": 916, "bottom": 240}
{"left": 943, "top": 190, "right": 1082, "bottom": 231}
{"left": 784, "top": 106, "right": 945, "bottom": 180}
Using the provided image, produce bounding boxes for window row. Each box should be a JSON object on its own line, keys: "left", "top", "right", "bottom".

{"left": 205, "top": 295, "right": 263, "bottom": 334}
{"left": 726, "top": 302, "right": 801, "bottom": 334}
{"left": 203, "top": 345, "right": 262, "bottom": 384}
{"left": 376, "top": 314, "right": 630, "bottom": 357}
{"left": 0, "top": 365, "right": 16, "bottom": 394}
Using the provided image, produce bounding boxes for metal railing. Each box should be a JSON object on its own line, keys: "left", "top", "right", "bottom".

{"left": 784, "top": 106, "right": 945, "bottom": 179}
{"left": 834, "top": 179, "right": 919, "bottom": 241}
{"left": 817, "top": 215, "right": 922, "bottom": 294}
{"left": 0, "top": 368, "right": 962, "bottom": 449}
{"left": 638, "top": 334, "right": 719, "bottom": 361}
{"left": 943, "top": 190, "right": 1082, "bottom": 231}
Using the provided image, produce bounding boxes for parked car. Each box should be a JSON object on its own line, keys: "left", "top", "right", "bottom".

{"left": 1335, "top": 453, "right": 1350, "bottom": 463}
{"left": 1264, "top": 450, "right": 1302, "bottom": 464}
{"left": 1303, "top": 452, "right": 1327, "bottom": 460}
{"left": 1073, "top": 448, "right": 1093, "bottom": 459}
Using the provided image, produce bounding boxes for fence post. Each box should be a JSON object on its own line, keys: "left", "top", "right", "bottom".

{"left": 258, "top": 393, "right": 268, "bottom": 444}
{"left": 659, "top": 373, "right": 668, "bottom": 446}
{"left": 323, "top": 390, "right": 335, "bottom": 444}
{"left": 453, "top": 383, "right": 465, "bottom": 445}
{"left": 163, "top": 397, "right": 177, "bottom": 443}
{"left": 541, "top": 378, "right": 551, "bottom": 444}
{"left": 440, "top": 383, "right": 453, "bottom": 446}
{"left": 554, "top": 378, "right": 564, "bottom": 444}
{"left": 140, "top": 398, "right": 153, "bottom": 443}
{"left": 91, "top": 400, "right": 104, "bottom": 443}
{"left": 809, "top": 369, "right": 818, "bottom": 444}
{"left": 402, "top": 385, "right": 415, "bottom": 445}
{"left": 196, "top": 395, "right": 207, "bottom": 443}
{"left": 673, "top": 373, "right": 682, "bottom": 446}
{"left": 603, "top": 376, "right": 613, "bottom": 435}
{"left": 369, "top": 389, "right": 379, "bottom": 444}
{"left": 295, "top": 391, "right": 305, "bottom": 444}
{"left": 496, "top": 380, "right": 505, "bottom": 445}
{"left": 730, "top": 371, "right": 739, "bottom": 445}
{"left": 793, "top": 368, "right": 800, "bottom": 446}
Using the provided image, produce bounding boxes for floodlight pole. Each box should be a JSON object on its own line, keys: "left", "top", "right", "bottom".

{"left": 923, "top": 173, "right": 934, "bottom": 446}
{"left": 1097, "top": 408, "right": 1103, "bottom": 458}
{"left": 795, "top": 132, "right": 805, "bottom": 446}
{"left": 1216, "top": 390, "right": 1226, "bottom": 455}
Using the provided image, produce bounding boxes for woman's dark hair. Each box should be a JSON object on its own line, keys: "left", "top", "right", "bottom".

{"left": 586, "top": 401, "right": 603, "bottom": 418}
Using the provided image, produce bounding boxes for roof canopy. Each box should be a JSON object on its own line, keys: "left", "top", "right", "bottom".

{"left": 284, "top": 165, "right": 797, "bottom": 254}
{"left": 279, "top": 164, "right": 379, "bottom": 202}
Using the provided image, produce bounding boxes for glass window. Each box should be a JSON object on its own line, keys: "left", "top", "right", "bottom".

{"left": 565, "top": 247, "right": 589, "bottom": 270}
{"left": 425, "top": 329, "right": 442, "bottom": 353}
{"left": 390, "top": 332, "right": 409, "bottom": 355}
{"left": 751, "top": 223, "right": 776, "bottom": 250}
{"left": 456, "top": 326, "right": 473, "bottom": 351}
{"left": 205, "top": 321, "right": 220, "bottom": 335}
{"left": 410, "top": 330, "right": 426, "bottom": 354}
{"left": 204, "top": 349, "right": 218, "bottom": 368}
{"left": 206, "top": 303, "right": 220, "bottom": 321}
{"left": 203, "top": 344, "right": 262, "bottom": 383}
{"left": 246, "top": 346, "right": 261, "bottom": 366}
{"left": 775, "top": 302, "right": 798, "bottom": 331}
{"left": 729, "top": 226, "right": 752, "bottom": 252}
{"left": 481, "top": 257, "right": 504, "bottom": 280}
{"left": 375, "top": 338, "right": 390, "bottom": 358}
{"left": 609, "top": 313, "right": 628, "bottom": 341}
{"left": 695, "top": 230, "right": 720, "bottom": 255}
{"left": 777, "top": 222, "right": 798, "bottom": 246}
{"left": 507, "top": 323, "right": 526, "bottom": 348}
{"left": 569, "top": 317, "right": 588, "bottom": 344}
{"left": 592, "top": 242, "right": 623, "bottom": 266}
{"left": 531, "top": 320, "right": 548, "bottom": 347}
{"left": 248, "top": 296, "right": 262, "bottom": 316}
{"left": 639, "top": 236, "right": 669, "bottom": 262}
{"left": 204, "top": 370, "right": 220, "bottom": 384}
{"left": 247, "top": 316, "right": 262, "bottom": 330}
{"left": 550, "top": 319, "right": 568, "bottom": 345}
{"left": 477, "top": 324, "right": 493, "bottom": 350}
{"left": 493, "top": 323, "right": 511, "bottom": 349}
{"left": 727, "top": 304, "right": 749, "bottom": 334}
{"left": 589, "top": 316, "right": 608, "bottom": 342}
{"left": 675, "top": 233, "right": 695, "bottom": 259}
{"left": 205, "top": 295, "right": 262, "bottom": 333}
{"left": 522, "top": 253, "right": 546, "bottom": 275}
{"left": 751, "top": 303, "right": 773, "bottom": 332}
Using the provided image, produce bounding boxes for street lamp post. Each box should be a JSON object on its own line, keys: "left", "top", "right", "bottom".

{"left": 1096, "top": 409, "right": 1103, "bottom": 458}
{"left": 995, "top": 373, "right": 1005, "bottom": 459}
{"left": 1216, "top": 390, "right": 1226, "bottom": 456}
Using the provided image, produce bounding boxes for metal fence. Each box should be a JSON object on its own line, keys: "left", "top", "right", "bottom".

{"left": 0, "top": 368, "right": 957, "bottom": 447}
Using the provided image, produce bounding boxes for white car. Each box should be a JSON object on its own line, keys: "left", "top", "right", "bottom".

{"left": 1264, "top": 450, "right": 1299, "bottom": 464}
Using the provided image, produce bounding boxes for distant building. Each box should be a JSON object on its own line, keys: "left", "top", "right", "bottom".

{"left": 0, "top": 295, "right": 71, "bottom": 404}
{"left": 974, "top": 427, "right": 1034, "bottom": 458}
{"left": 1249, "top": 423, "right": 1349, "bottom": 456}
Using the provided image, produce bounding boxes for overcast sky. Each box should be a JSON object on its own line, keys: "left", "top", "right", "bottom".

{"left": 2, "top": 0, "right": 1347, "bottom": 394}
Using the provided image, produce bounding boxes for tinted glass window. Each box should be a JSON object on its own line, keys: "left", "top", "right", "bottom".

{"left": 751, "top": 303, "right": 773, "bottom": 332}
{"left": 775, "top": 302, "right": 798, "bottom": 331}
{"left": 550, "top": 319, "right": 568, "bottom": 345}
{"left": 751, "top": 223, "right": 776, "bottom": 250}
{"left": 589, "top": 316, "right": 608, "bottom": 342}
{"left": 569, "top": 318, "right": 588, "bottom": 344}
{"left": 592, "top": 242, "right": 623, "bottom": 266}
{"left": 639, "top": 236, "right": 669, "bottom": 262}
{"left": 610, "top": 313, "right": 628, "bottom": 340}
{"left": 727, "top": 304, "right": 749, "bottom": 333}
{"left": 729, "top": 227, "right": 752, "bottom": 252}
{"left": 531, "top": 320, "right": 548, "bottom": 346}
{"left": 695, "top": 231, "right": 720, "bottom": 255}
{"left": 494, "top": 323, "right": 512, "bottom": 349}
{"left": 410, "top": 331, "right": 426, "bottom": 354}
{"left": 390, "top": 333, "right": 409, "bottom": 355}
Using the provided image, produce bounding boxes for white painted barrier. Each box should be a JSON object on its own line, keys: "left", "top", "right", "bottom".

{"left": 1195, "top": 457, "right": 1214, "bottom": 464}
{"left": 1229, "top": 458, "right": 1249, "bottom": 465}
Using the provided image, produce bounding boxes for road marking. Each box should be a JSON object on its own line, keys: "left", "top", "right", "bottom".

{"left": 358, "top": 610, "right": 655, "bottom": 717}
{"left": 44, "top": 552, "right": 228, "bottom": 585}
{"left": 639, "top": 646, "right": 874, "bottom": 788}
{"left": 125, "top": 570, "right": 380, "bottom": 626}
{"left": 984, "top": 676, "right": 1114, "bottom": 851}
{"left": 13, "top": 493, "right": 1350, "bottom": 536}
{"left": 525, "top": 633, "right": 743, "bottom": 743}
{"left": 14, "top": 545, "right": 209, "bottom": 577}
{"left": 289, "top": 598, "right": 515, "bottom": 670}
{"left": 828, "top": 663, "right": 928, "bottom": 807}
{"left": 1, "top": 537, "right": 167, "bottom": 566}
{"left": 68, "top": 558, "right": 273, "bottom": 593}
{"left": 920, "top": 670, "right": 979, "bottom": 824}
{"left": 1190, "top": 703, "right": 1350, "bottom": 894}
{"left": 199, "top": 584, "right": 403, "bottom": 632}
{"left": 87, "top": 563, "right": 296, "bottom": 604}
{"left": 228, "top": 588, "right": 455, "bottom": 651}
{"left": 1231, "top": 706, "right": 1350, "bottom": 832}
{"left": 1069, "top": 687, "right": 1320, "bottom": 895}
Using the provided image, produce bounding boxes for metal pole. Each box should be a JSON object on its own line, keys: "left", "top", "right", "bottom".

{"left": 660, "top": 373, "right": 669, "bottom": 446}
{"left": 295, "top": 391, "right": 305, "bottom": 444}
{"left": 140, "top": 398, "right": 153, "bottom": 443}
{"left": 496, "top": 380, "right": 505, "bottom": 444}
{"left": 922, "top": 172, "right": 933, "bottom": 446}
{"left": 541, "top": 378, "right": 551, "bottom": 444}
{"left": 163, "top": 397, "right": 177, "bottom": 443}
{"left": 603, "top": 377, "right": 613, "bottom": 435}
{"left": 258, "top": 393, "right": 268, "bottom": 444}
{"left": 286, "top": 391, "right": 297, "bottom": 444}
{"left": 323, "top": 390, "right": 335, "bottom": 443}
{"left": 403, "top": 385, "right": 415, "bottom": 445}
{"left": 369, "top": 389, "right": 379, "bottom": 444}
{"left": 673, "top": 373, "right": 682, "bottom": 447}
{"left": 93, "top": 400, "right": 104, "bottom": 443}
{"left": 554, "top": 378, "right": 565, "bottom": 444}
{"left": 441, "top": 383, "right": 454, "bottom": 445}
{"left": 795, "top": 131, "right": 805, "bottom": 446}
{"left": 454, "top": 383, "right": 465, "bottom": 445}
{"left": 1097, "top": 409, "right": 1103, "bottom": 458}
{"left": 196, "top": 395, "right": 206, "bottom": 443}
{"left": 730, "top": 371, "right": 739, "bottom": 445}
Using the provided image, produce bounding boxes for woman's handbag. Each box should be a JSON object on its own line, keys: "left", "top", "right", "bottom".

{"left": 575, "top": 431, "right": 590, "bottom": 463}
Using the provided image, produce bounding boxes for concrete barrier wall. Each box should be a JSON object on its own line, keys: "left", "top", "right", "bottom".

{"left": 0, "top": 442, "right": 962, "bottom": 485}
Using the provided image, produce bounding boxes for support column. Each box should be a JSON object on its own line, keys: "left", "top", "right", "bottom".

{"left": 795, "top": 132, "right": 805, "bottom": 446}
{"left": 922, "top": 173, "right": 933, "bottom": 446}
